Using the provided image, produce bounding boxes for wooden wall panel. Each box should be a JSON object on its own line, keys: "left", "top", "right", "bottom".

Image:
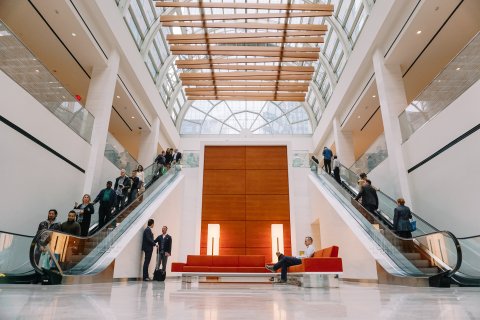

{"left": 202, "top": 146, "right": 290, "bottom": 258}
{"left": 246, "top": 195, "right": 290, "bottom": 220}
{"left": 246, "top": 170, "right": 289, "bottom": 194}
{"left": 203, "top": 170, "right": 245, "bottom": 194}
{"left": 246, "top": 146, "right": 287, "bottom": 169}
{"left": 202, "top": 195, "right": 246, "bottom": 220}
{"left": 245, "top": 221, "right": 291, "bottom": 248}
{"left": 204, "top": 146, "right": 246, "bottom": 169}
{"left": 246, "top": 247, "right": 292, "bottom": 262}
{"left": 201, "top": 221, "right": 246, "bottom": 248}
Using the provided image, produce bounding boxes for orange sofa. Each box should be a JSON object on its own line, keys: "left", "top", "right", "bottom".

{"left": 288, "top": 246, "right": 343, "bottom": 273}
{"left": 171, "top": 255, "right": 269, "bottom": 273}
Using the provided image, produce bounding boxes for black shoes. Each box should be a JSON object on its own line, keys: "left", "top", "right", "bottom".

{"left": 265, "top": 265, "right": 275, "bottom": 273}
{"left": 143, "top": 278, "right": 152, "bottom": 281}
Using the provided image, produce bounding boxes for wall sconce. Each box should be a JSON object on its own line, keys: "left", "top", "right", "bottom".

{"left": 271, "top": 224, "right": 284, "bottom": 262}
{"left": 207, "top": 224, "right": 220, "bottom": 256}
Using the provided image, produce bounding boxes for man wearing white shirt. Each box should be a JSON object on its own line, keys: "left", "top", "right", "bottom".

{"left": 265, "top": 236, "right": 315, "bottom": 283}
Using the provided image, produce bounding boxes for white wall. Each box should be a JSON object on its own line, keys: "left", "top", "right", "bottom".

{"left": 0, "top": 70, "right": 90, "bottom": 234}
{"left": 401, "top": 80, "right": 480, "bottom": 236}
{"left": 308, "top": 176, "right": 378, "bottom": 280}
{"left": 113, "top": 176, "right": 184, "bottom": 278}
{"left": 367, "top": 157, "right": 400, "bottom": 199}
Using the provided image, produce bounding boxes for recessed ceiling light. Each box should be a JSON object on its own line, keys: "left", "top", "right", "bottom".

{"left": 372, "top": 95, "right": 376, "bottom": 98}
{"left": 131, "top": 116, "right": 135, "bottom": 119}
{"left": 35, "top": 69, "right": 39, "bottom": 72}
{"left": 456, "top": 67, "right": 461, "bottom": 71}
{"left": 71, "top": 32, "right": 76, "bottom": 37}
{"left": 357, "top": 115, "right": 361, "bottom": 119}
{"left": 116, "top": 95, "right": 120, "bottom": 99}
{"left": 62, "top": 96, "right": 66, "bottom": 99}
{"left": 416, "top": 30, "right": 422, "bottom": 35}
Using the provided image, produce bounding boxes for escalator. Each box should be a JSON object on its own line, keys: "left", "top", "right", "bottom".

{"left": 311, "top": 165, "right": 462, "bottom": 287}
{"left": 451, "top": 235, "right": 480, "bottom": 286}
{"left": 0, "top": 162, "right": 181, "bottom": 284}
{"left": 0, "top": 231, "right": 36, "bottom": 283}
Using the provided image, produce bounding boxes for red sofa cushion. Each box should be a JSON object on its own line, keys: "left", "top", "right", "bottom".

{"left": 209, "top": 267, "right": 238, "bottom": 272}
{"left": 187, "top": 255, "right": 213, "bottom": 266}
{"left": 212, "top": 255, "right": 239, "bottom": 267}
{"left": 313, "top": 246, "right": 339, "bottom": 258}
{"left": 289, "top": 258, "right": 343, "bottom": 273}
{"left": 237, "top": 267, "right": 269, "bottom": 273}
{"left": 171, "top": 262, "right": 185, "bottom": 272}
{"left": 238, "top": 255, "right": 265, "bottom": 267}
{"left": 183, "top": 266, "right": 211, "bottom": 272}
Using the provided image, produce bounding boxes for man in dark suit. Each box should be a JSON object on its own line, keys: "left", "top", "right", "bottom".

{"left": 93, "top": 181, "right": 116, "bottom": 229}
{"left": 114, "top": 169, "right": 131, "bottom": 213}
{"left": 355, "top": 179, "right": 379, "bottom": 214}
{"left": 154, "top": 226, "right": 172, "bottom": 273}
{"left": 172, "top": 149, "right": 182, "bottom": 164}
{"left": 142, "top": 219, "right": 157, "bottom": 281}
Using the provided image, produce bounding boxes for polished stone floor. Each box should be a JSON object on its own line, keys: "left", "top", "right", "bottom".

{"left": 0, "top": 279, "right": 479, "bottom": 319}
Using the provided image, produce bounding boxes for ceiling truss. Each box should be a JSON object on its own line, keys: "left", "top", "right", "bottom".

{"left": 156, "top": 1, "right": 333, "bottom": 102}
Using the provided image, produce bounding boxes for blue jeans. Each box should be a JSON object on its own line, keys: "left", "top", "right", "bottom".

{"left": 272, "top": 256, "right": 302, "bottom": 281}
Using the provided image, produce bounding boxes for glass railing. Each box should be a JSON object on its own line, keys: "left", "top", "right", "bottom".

{"left": 30, "top": 164, "right": 181, "bottom": 278}
{"left": 454, "top": 235, "right": 480, "bottom": 286}
{"left": 313, "top": 168, "right": 462, "bottom": 284}
{"left": 0, "top": 230, "right": 35, "bottom": 283}
{"left": 0, "top": 20, "right": 94, "bottom": 142}
{"left": 104, "top": 132, "right": 140, "bottom": 173}
{"left": 349, "top": 133, "right": 388, "bottom": 175}
{"left": 399, "top": 32, "right": 480, "bottom": 142}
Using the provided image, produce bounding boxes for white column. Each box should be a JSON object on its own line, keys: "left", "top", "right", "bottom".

{"left": 332, "top": 117, "right": 356, "bottom": 168}
{"left": 372, "top": 50, "right": 412, "bottom": 204}
{"left": 137, "top": 116, "right": 160, "bottom": 166}
{"left": 83, "top": 51, "right": 120, "bottom": 194}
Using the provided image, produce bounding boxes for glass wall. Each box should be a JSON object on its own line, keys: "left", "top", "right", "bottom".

{"left": 0, "top": 20, "right": 94, "bottom": 142}
{"left": 349, "top": 133, "right": 388, "bottom": 174}
{"left": 399, "top": 33, "right": 480, "bottom": 142}
{"left": 104, "top": 133, "right": 140, "bottom": 174}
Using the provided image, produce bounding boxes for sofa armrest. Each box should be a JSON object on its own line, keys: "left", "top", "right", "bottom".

{"left": 171, "top": 262, "right": 186, "bottom": 272}
{"left": 301, "top": 257, "right": 343, "bottom": 272}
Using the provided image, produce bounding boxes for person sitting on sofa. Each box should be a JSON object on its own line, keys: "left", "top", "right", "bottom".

{"left": 265, "top": 236, "right": 315, "bottom": 284}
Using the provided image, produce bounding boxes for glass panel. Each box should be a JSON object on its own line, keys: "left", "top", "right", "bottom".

{"left": 104, "top": 133, "right": 140, "bottom": 174}
{"left": 399, "top": 33, "right": 480, "bottom": 142}
{"left": 0, "top": 20, "right": 94, "bottom": 142}
{"left": 0, "top": 231, "right": 34, "bottom": 277}
{"left": 349, "top": 133, "right": 388, "bottom": 174}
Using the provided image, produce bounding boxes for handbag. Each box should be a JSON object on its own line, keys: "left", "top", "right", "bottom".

{"left": 409, "top": 219, "right": 417, "bottom": 232}
{"left": 40, "top": 251, "right": 51, "bottom": 270}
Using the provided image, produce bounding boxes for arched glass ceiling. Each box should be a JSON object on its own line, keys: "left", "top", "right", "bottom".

{"left": 117, "top": 0, "right": 374, "bottom": 134}
{"left": 181, "top": 100, "right": 312, "bottom": 135}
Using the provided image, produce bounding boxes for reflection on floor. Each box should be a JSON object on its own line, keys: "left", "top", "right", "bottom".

{"left": 0, "top": 279, "right": 479, "bottom": 319}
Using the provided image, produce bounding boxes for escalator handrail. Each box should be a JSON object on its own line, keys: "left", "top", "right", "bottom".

{"left": 456, "top": 234, "right": 480, "bottom": 240}
{"left": 339, "top": 164, "right": 441, "bottom": 233}
{"left": 28, "top": 161, "right": 172, "bottom": 275}
{"left": 29, "top": 163, "right": 177, "bottom": 275}
{"left": 314, "top": 168, "right": 463, "bottom": 278}
{"left": 0, "top": 230, "right": 34, "bottom": 238}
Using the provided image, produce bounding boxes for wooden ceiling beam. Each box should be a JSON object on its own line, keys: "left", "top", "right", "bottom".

{"left": 176, "top": 57, "right": 315, "bottom": 65}
{"left": 167, "top": 31, "right": 325, "bottom": 41}
{"left": 187, "top": 92, "right": 305, "bottom": 98}
{"left": 170, "top": 45, "right": 320, "bottom": 53}
{"left": 160, "top": 12, "right": 332, "bottom": 22}
{"left": 180, "top": 71, "right": 311, "bottom": 78}
{"left": 172, "top": 51, "right": 319, "bottom": 59}
{"left": 168, "top": 36, "right": 324, "bottom": 44}
{"left": 161, "top": 21, "right": 328, "bottom": 31}
{"left": 181, "top": 80, "right": 311, "bottom": 86}
{"left": 177, "top": 65, "right": 314, "bottom": 72}
{"left": 187, "top": 96, "right": 306, "bottom": 102}
{"left": 185, "top": 86, "right": 308, "bottom": 93}
{"left": 181, "top": 75, "right": 312, "bottom": 81}
{"left": 155, "top": 2, "right": 334, "bottom": 12}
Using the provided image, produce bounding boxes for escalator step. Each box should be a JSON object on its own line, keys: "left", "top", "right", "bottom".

{"left": 411, "top": 260, "right": 430, "bottom": 268}
{"left": 403, "top": 253, "right": 421, "bottom": 260}
{"left": 417, "top": 267, "right": 439, "bottom": 274}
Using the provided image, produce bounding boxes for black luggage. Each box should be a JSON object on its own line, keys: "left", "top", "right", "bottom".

{"left": 153, "top": 246, "right": 166, "bottom": 281}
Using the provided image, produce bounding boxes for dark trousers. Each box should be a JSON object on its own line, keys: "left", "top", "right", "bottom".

{"left": 128, "top": 189, "right": 138, "bottom": 204}
{"left": 98, "top": 205, "right": 111, "bottom": 229}
{"left": 115, "top": 195, "right": 127, "bottom": 212}
{"left": 158, "top": 252, "right": 169, "bottom": 272}
{"left": 333, "top": 167, "right": 341, "bottom": 184}
{"left": 324, "top": 159, "right": 332, "bottom": 174}
{"left": 272, "top": 256, "right": 302, "bottom": 281}
{"left": 364, "top": 204, "right": 378, "bottom": 215}
{"left": 143, "top": 249, "right": 153, "bottom": 279}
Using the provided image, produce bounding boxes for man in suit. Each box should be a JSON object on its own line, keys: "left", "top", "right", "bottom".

{"left": 355, "top": 179, "right": 379, "bottom": 214}
{"left": 142, "top": 219, "right": 157, "bottom": 281}
{"left": 172, "top": 149, "right": 182, "bottom": 164}
{"left": 154, "top": 226, "right": 172, "bottom": 273}
{"left": 114, "top": 169, "right": 131, "bottom": 213}
{"left": 93, "top": 181, "right": 116, "bottom": 229}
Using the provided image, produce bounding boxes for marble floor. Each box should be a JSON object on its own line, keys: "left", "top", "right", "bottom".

{"left": 0, "top": 279, "right": 479, "bottom": 320}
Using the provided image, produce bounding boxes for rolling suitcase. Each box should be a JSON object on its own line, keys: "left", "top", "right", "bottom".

{"left": 153, "top": 247, "right": 166, "bottom": 281}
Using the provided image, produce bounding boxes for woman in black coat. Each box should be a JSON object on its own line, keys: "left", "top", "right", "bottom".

{"left": 393, "top": 198, "right": 413, "bottom": 238}
{"left": 74, "top": 194, "right": 95, "bottom": 237}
